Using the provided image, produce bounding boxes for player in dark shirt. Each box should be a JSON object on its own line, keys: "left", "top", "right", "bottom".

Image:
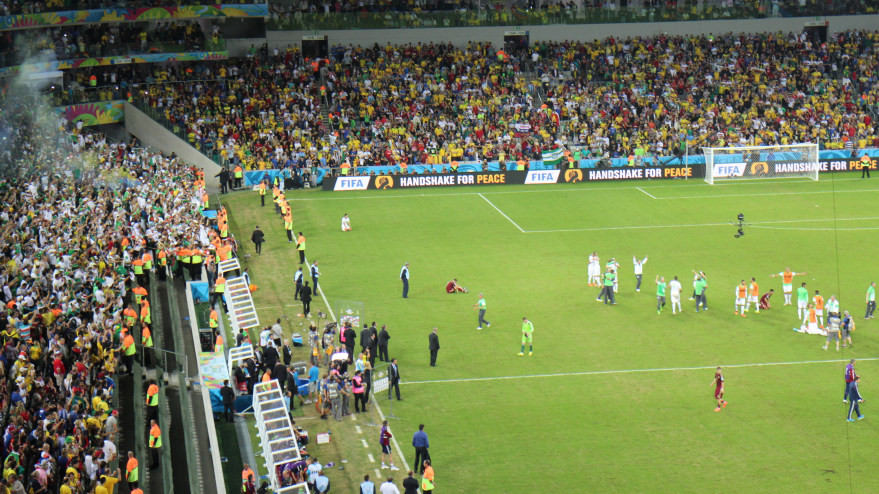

{"left": 711, "top": 367, "right": 727, "bottom": 412}
{"left": 759, "top": 289, "right": 775, "bottom": 310}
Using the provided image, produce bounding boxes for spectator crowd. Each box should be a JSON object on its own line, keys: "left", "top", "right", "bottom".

{"left": 0, "top": 75, "right": 212, "bottom": 492}
{"left": 0, "top": 19, "right": 214, "bottom": 68}
{"left": 129, "top": 29, "right": 879, "bottom": 177}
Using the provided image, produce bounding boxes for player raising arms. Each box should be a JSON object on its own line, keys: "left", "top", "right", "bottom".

{"left": 587, "top": 252, "right": 601, "bottom": 287}
{"left": 734, "top": 280, "right": 748, "bottom": 317}
{"left": 746, "top": 278, "right": 760, "bottom": 313}
{"left": 770, "top": 267, "right": 807, "bottom": 306}
{"left": 710, "top": 367, "right": 727, "bottom": 412}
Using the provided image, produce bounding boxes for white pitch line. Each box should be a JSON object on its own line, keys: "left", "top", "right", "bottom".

{"left": 636, "top": 186, "right": 657, "bottom": 199}
{"left": 361, "top": 439, "right": 369, "bottom": 448}
{"left": 297, "top": 253, "right": 410, "bottom": 474}
{"left": 355, "top": 426, "right": 362, "bottom": 434}
{"left": 657, "top": 188, "right": 879, "bottom": 200}
{"left": 367, "top": 453, "right": 375, "bottom": 463}
{"left": 523, "top": 215, "right": 879, "bottom": 233}
{"left": 399, "top": 357, "right": 879, "bottom": 386}
{"left": 478, "top": 193, "right": 525, "bottom": 233}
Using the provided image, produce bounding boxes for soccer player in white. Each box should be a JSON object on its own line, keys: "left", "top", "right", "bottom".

{"left": 341, "top": 213, "right": 351, "bottom": 231}
{"left": 607, "top": 258, "right": 621, "bottom": 293}
{"left": 734, "top": 280, "right": 748, "bottom": 317}
{"left": 769, "top": 267, "right": 807, "bottom": 306}
{"left": 669, "top": 275, "right": 682, "bottom": 315}
{"left": 746, "top": 278, "right": 760, "bottom": 313}
{"left": 633, "top": 255, "right": 648, "bottom": 292}
{"left": 588, "top": 252, "right": 601, "bottom": 286}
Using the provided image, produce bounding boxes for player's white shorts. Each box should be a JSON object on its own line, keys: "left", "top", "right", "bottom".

{"left": 748, "top": 295, "right": 758, "bottom": 303}
{"left": 798, "top": 300, "right": 808, "bottom": 309}
{"left": 783, "top": 283, "right": 793, "bottom": 293}
{"left": 804, "top": 321, "right": 821, "bottom": 334}
{"left": 735, "top": 298, "right": 746, "bottom": 306}
{"left": 587, "top": 265, "right": 597, "bottom": 278}
{"left": 671, "top": 294, "right": 681, "bottom": 303}
{"left": 815, "top": 309, "right": 823, "bottom": 317}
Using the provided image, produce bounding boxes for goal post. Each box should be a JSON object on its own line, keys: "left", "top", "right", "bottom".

{"left": 702, "top": 143, "right": 819, "bottom": 185}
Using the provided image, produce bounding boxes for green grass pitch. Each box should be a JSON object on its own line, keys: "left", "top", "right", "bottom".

{"left": 223, "top": 173, "right": 879, "bottom": 493}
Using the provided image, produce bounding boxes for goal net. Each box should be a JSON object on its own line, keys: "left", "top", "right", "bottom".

{"left": 702, "top": 143, "right": 819, "bottom": 185}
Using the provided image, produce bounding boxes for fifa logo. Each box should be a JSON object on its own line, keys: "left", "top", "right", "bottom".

{"left": 375, "top": 176, "right": 394, "bottom": 189}
{"left": 750, "top": 162, "right": 769, "bottom": 175}
{"left": 565, "top": 169, "right": 583, "bottom": 183}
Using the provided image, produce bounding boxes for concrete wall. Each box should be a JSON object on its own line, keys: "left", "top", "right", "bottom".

{"left": 124, "top": 102, "right": 223, "bottom": 188}
{"left": 267, "top": 14, "right": 879, "bottom": 48}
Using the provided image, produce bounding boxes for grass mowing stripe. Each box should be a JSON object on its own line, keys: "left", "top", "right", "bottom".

{"left": 478, "top": 193, "right": 525, "bottom": 232}
{"left": 399, "top": 357, "right": 879, "bottom": 385}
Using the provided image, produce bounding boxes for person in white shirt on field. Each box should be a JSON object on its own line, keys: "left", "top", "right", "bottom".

{"left": 587, "top": 252, "right": 600, "bottom": 286}
{"left": 669, "top": 276, "right": 682, "bottom": 314}
{"left": 826, "top": 295, "right": 840, "bottom": 317}
{"left": 633, "top": 255, "right": 648, "bottom": 292}
{"left": 379, "top": 476, "right": 401, "bottom": 494}
{"left": 606, "top": 258, "right": 621, "bottom": 293}
{"left": 341, "top": 213, "right": 351, "bottom": 231}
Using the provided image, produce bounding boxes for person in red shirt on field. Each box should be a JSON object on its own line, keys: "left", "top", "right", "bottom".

{"left": 445, "top": 279, "right": 468, "bottom": 294}
{"left": 711, "top": 367, "right": 727, "bottom": 412}
{"left": 759, "top": 289, "right": 775, "bottom": 310}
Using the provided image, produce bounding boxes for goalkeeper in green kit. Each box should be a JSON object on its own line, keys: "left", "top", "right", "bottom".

{"left": 518, "top": 317, "right": 534, "bottom": 356}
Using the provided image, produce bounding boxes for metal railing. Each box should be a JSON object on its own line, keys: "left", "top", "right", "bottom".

{"left": 267, "top": 1, "right": 879, "bottom": 31}
{"left": 164, "top": 277, "right": 202, "bottom": 494}
{"left": 1, "top": 38, "right": 225, "bottom": 69}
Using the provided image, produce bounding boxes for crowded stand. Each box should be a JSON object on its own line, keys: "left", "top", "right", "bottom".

{"left": 0, "top": 0, "right": 206, "bottom": 16}
{"left": 0, "top": 20, "right": 215, "bottom": 68}
{"left": 0, "top": 87, "right": 213, "bottom": 492}
{"left": 268, "top": 0, "right": 879, "bottom": 30}
{"left": 136, "top": 30, "right": 879, "bottom": 175}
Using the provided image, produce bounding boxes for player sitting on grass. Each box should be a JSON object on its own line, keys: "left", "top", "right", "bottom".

{"left": 759, "top": 289, "right": 775, "bottom": 310}
{"left": 794, "top": 303, "right": 825, "bottom": 335}
{"left": 445, "top": 279, "right": 468, "bottom": 293}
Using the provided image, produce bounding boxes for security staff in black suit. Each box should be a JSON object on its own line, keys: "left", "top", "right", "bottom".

{"left": 251, "top": 226, "right": 265, "bottom": 255}
{"left": 300, "top": 281, "right": 312, "bottom": 318}
{"left": 378, "top": 325, "right": 391, "bottom": 362}
{"left": 360, "top": 324, "right": 371, "bottom": 354}
{"left": 388, "top": 359, "right": 401, "bottom": 400}
{"left": 220, "top": 380, "right": 235, "bottom": 422}
{"left": 428, "top": 328, "right": 440, "bottom": 367}
{"left": 400, "top": 263, "right": 409, "bottom": 298}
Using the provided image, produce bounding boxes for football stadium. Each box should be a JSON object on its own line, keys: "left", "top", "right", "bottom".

{"left": 1, "top": 1, "right": 879, "bottom": 493}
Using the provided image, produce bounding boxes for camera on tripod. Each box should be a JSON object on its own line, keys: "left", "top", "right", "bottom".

{"left": 734, "top": 213, "right": 745, "bottom": 238}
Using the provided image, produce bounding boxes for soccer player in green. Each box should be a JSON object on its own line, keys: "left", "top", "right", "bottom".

{"left": 473, "top": 293, "right": 491, "bottom": 330}
{"left": 655, "top": 275, "right": 667, "bottom": 314}
{"left": 796, "top": 282, "right": 809, "bottom": 320}
{"left": 519, "top": 317, "right": 534, "bottom": 356}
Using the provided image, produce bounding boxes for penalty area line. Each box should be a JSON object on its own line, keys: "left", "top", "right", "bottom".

{"left": 399, "top": 357, "right": 879, "bottom": 386}
{"left": 478, "top": 193, "right": 525, "bottom": 233}
{"left": 636, "top": 187, "right": 657, "bottom": 199}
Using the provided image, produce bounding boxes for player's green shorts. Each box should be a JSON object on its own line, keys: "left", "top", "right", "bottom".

{"left": 521, "top": 334, "right": 532, "bottom": 343}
